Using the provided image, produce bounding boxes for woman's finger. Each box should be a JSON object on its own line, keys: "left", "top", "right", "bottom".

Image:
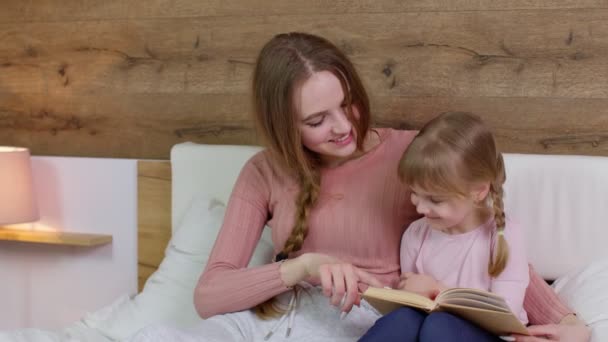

{"left": 319, "top": 264, "right": 333, "bottom": 297}
{"left": 330, "top": 265, "right": 346, "bottom": 306}
{"left": 355, "top": 268, "right": 384, "bottom": 288}
{"left": 512, "top": 324, "right": 561, "bottom": 342}
{"left": 341, "top": 265, "right": 359, "bottom": 313}
{"left": 525, "top": 325, "right": 559, "bottom": 338}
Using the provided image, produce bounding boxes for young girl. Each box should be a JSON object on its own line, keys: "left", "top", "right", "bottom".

{"left": 361, "top": 111, "right": 529, "bottom": 341}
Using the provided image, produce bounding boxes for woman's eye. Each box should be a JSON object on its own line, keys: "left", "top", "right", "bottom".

{"left": 430, "top": 198, "right": 443, "bottom": 204}
{"left": 308, "top": 119, "right": 324, "bottom": 127}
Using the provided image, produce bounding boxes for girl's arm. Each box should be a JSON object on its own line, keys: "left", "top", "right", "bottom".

{"left": 398, "top": 220, "right": 444, "bottom": 297}
{"left": 490, "top": 221, "right": 530, "bottom": 322}
{"left": 399, "top": 219, "right": 424, "bottom": 276}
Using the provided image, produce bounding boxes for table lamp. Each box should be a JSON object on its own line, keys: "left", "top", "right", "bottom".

{"left": 0, "top": 147, "right": 39, "bottom": 226}
{"left": 0, "top": 148, "right": 113, "bottom": 246}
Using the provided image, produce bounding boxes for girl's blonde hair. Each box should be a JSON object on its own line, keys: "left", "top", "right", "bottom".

{"left": 251, "top": 32, "right": 370, "bottom": 318}
{"left": 398, "top": 112, "right": 508, "bottom": 277}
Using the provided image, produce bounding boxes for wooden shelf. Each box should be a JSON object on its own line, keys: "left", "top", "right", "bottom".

{"left": 0, "top": 227, "right": 112, "bottom": 247}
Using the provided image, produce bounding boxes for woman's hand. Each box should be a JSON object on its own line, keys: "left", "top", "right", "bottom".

{"left": 398, "top": 272, "right": 444, "bottom": 299}
{"left": 512, "top": 314, "right": 590, "bottom": 341}
{"left": 279, "top": 252, "right": 334, "bottom": 288}
{"left": 287, "top": 253, "right": 383, "bottom": 314}
{"left": 318, "top": 261, "right": 384, "bottom": 314}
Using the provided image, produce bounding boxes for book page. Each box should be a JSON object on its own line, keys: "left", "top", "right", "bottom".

{"left": 362, "top": 287, "right": 435, "bottom": 315}
{"left": 437, "top": 303, "right": 528, "bottom": 335}
{"left": 438, "top": 298, "right": 510, "bottom": 313}
{"left": 437, "top": 288, "right": 510, "bottom": 311}
{"left": 433, "top": 288, "right": 527, "bottom": 335}
{"left": 438, "top": 287, "right": 505, "bottom": 301}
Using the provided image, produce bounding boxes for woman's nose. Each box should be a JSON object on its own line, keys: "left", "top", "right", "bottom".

{"left": 330, "top": 110, "right": 351, "bottom": 134}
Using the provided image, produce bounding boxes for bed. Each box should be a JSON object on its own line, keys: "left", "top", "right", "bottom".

{"left": 2, "top": 141, "right": 608, "bottom": 341}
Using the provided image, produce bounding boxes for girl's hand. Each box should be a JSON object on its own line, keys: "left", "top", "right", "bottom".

{"left": 398, "top": 272, "right": 443, "bottom": 299}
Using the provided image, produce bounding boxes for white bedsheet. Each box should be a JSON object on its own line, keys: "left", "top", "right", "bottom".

{"left": 0, "top": 321, "right": 111, "bottom": 342}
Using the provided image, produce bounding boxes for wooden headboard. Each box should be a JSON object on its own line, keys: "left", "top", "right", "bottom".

{"left": 137, "top": 160, "right": 171, "bottom": 292}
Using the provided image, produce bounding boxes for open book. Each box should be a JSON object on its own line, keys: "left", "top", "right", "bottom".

{"left": 362, "top": 287, "right": 528, "bottom": 336}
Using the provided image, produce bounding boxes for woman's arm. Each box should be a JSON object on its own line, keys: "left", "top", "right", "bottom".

{"left": 523, "top": 266, "right": 572, "bottom": 325}
{"left": 194, "top": 194, "right": 291, "bottom": 318}
{"left": 517, "top": 267, "right": 590, "bottom": 341}
{"left": 193, "top": 156, "right": 381, "bottom": 318}
{"left": 194, "top": 156, "right": 292, "bottom": 318}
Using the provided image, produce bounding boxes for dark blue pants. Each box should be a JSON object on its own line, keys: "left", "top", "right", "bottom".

{"left": 359, "top": 307, "right": 502, "bottom": 342}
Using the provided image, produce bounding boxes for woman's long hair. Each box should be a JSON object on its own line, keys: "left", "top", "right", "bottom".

{"left": 251, "top": 32, "right": 371, "bottom": 318}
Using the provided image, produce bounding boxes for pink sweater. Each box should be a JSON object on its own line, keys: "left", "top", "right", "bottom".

{"left": 194, "top": 128, "right": 572, "bottom": 324}
{"left": 401, "top": 218, "right": 529, "bottom": 323}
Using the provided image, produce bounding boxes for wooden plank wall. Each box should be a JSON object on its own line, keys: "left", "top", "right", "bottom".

{"left": 1, "top": 1, "right": 608, "bottom": 159}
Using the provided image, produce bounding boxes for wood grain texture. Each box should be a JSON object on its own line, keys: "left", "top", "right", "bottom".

{"left": 0, "top": 227, "right": 112, "bottom": 246}
{"left": 1, "top": 3, "right": 608, "bottom": 158}
{"left": 2, "top": 92, "right": 607, "bottom": 157}
{"left": 137, "top": 160, "right": 171, "bottom": 291}
{"left": 3, "top": 1, "right": 608, "bottom": 23}
{"left": 372, "top": 96, "right": 608, "bottom": 155}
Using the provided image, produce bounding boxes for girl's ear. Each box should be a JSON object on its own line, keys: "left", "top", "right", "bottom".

{"left": 471, "top": 182, "right": 491, "bottom": 202}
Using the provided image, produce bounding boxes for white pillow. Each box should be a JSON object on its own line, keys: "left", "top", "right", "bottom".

{"left": 83, "top": 196, "right": 274, "bottom": 340}
{"left": 553, "top": 258, "right": 608, "bottom": 342}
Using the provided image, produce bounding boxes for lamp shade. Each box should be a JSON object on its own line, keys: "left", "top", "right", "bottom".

{"left": 0, "top": 147, "right": 39, "bottom": 225}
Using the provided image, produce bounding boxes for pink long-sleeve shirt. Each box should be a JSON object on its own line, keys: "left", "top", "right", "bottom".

{"left": 401, "top": 217, "right": 529, "bottom": 323}
{"left": 194, "top": 128, "right": 572, "bottom": 324}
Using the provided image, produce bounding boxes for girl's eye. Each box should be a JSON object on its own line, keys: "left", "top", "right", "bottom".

{"left": 430, "top": 197, "right": 443, "bottom": 204}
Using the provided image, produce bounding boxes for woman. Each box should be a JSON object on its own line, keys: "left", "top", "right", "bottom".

{"left": 132, "top": 32, "right": 589, "bottom": 341}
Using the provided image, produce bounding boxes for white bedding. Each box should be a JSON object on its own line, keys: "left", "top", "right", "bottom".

{"left": 0, "top": 321, "right": 111, "bottom": 342}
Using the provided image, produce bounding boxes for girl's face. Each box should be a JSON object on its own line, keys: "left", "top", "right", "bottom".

{"left": 297, "top": 71, "right": 358, "bottom": 167}
{"left": 410, "top": 185, "right": 487, "bottom": 234}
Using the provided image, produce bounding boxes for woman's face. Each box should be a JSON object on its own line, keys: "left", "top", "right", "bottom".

{"left": 296, "top": 71, "right": 358, "bottom": 167}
